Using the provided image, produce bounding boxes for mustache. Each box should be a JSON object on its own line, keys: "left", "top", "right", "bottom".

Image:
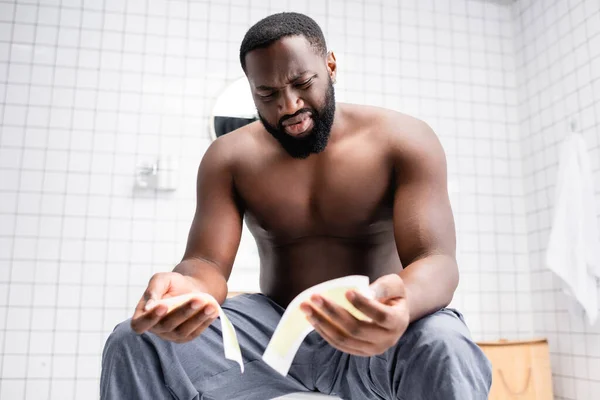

{"left": 278, "top": 108, "right": 314, "bottom": 127}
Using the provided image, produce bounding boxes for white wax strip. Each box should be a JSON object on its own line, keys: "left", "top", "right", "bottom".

{"left": 262, "top": 275, "right": 372, "bottom": 376}
{"left": 152, "top": 293, "right": 244, "bottom": 373}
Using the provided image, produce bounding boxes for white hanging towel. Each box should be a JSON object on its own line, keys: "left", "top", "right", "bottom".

{"left": 545, "top": 132, "right": 600, "bottom": 325}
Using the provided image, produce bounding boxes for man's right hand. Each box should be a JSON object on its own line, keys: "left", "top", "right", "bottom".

{"left": 130, "top": 272, "right": 218, "bottom": 343}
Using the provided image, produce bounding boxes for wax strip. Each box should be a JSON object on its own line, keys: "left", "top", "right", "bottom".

{"left": 262, "top": 275, "right": 373, "bottom": 376}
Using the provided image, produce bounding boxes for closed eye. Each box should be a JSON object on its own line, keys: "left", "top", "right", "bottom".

{"left": 295, "top": 78, "right": 314, "bottom": 89}
{"left": 258, "top": 92, "right": 275, "bottom": 100}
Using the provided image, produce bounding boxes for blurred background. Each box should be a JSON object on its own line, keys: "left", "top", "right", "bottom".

{"left": 0, "top": 0, "right": 598, "bottom": 399}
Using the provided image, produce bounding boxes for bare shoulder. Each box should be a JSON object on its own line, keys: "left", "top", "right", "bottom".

{"left": 340, "top": 103, "right": 446, "bottom": 174}
{"left": 346, "top": 104, "right": 437, "bottom": 144}
{"left": 202, "top": 121, "right": 264, "bottom": 168}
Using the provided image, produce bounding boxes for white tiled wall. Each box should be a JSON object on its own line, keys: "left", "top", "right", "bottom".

{"left": 512, "top": 0, "right": 600, "bottom": 398}
{"left": 0, "top": 0, "right": 547, "bottom": 398}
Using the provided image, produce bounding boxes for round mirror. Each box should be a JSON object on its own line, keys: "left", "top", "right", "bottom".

{"left": 209, "top": 76, "right": 257, "bottom": 141}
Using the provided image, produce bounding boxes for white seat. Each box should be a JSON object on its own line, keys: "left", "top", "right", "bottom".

{"left": 272, "top": 393, "right": 341, "bottom": 399}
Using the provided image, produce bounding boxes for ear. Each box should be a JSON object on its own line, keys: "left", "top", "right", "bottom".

{"left": 326, "top": 51, "right": 337, "bottom": 83}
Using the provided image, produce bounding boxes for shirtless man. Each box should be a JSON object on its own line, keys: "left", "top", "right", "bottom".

{"left": 101, "top": 12, "right": 491, "bottom": 400}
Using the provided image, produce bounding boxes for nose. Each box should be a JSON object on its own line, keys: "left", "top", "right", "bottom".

{"left": 278, "top": 87, "right": 304, "bottom": 117}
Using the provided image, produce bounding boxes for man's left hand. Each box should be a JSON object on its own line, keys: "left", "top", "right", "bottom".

{"left": 300, "top": 274, "right": 410, "bottom": 356}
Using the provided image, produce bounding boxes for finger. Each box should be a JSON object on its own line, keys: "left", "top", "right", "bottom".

{"left": 309, "top": 318, "right": 373, "bottom": 356}
{"left": 131, "top": 303, "right": 168, "bottom": 334}
{"left": 312, "top": 325, "right": 368, "bottom": 356}
{"left": 151, "top": 298, "right": 209, "bottom": 334}
{"left": 308, "top": 295, "right": 359, "bottom": 333}
{"left": 133, "top": 294, "right": 148, "bottom": 320}
{"left": 346, "top": 290, "right": 398, "bottom": 329}
{"left": 155, "top": 308, "right": 218, "bottom": 343}
{"left": 143, "top": 273, "right": 172, "bottom": 311}
{"left": 303, "top": 303, "right": 376, "bottom": 354}
{"left": 186, "top": 312, "right": 219, "bottom": 339}
{"left": 306, "top": 295, "right": 382, "bottom": 341}
{"left": 174, "top": 305, "right": 218, "bottom": 338}
{"left": 369, "top": 274, "right": 406, "bottom": 302}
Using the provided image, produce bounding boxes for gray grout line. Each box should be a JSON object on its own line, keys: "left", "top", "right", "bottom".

{"left": 69, "top": 0, "right": 104, "bottom": 396}
{"left": 0, "top": 0, "right": 19, "bottom": 394}
{"left": 96, "top": 1, "right": 126, "bottom": 394}
{"left": 46, "top": 0, "right": 82, "bottom": 395}
{"left": 21, "top": 0, "right": 44, "bottom": 397}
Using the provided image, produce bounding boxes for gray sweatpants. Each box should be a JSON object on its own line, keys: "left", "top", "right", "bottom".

{"left": 100, "top": 293, "right": 491, "bottom": 400}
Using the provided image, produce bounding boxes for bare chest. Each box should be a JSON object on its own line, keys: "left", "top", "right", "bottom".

{"left": 234, "top": 149, "right": 394, "bottom": 241}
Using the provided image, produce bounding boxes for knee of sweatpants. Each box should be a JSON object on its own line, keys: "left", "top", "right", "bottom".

{"left": 402, "top": 311, "right": 492, "bottom": 397}
{"left": 101, "top": 321, "right": 140, "bottom": 395}
{"left": 101, "top": 319, "right": 159, "bottom": 381}
{"left": 102, "top": 320, "right": 140, "bottom": 361}
{"left": 100, "top": 320, "right": 176, "bottom": 399}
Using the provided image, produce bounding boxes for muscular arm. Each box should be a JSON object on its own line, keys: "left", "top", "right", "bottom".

{"left": 174, "top": 137, "right": 244, "bottom": 305}
{"left": 390, "top": 116, "right": 458, "bottom": 322}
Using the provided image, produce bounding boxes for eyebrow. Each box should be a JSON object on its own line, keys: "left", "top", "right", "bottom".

{"left": 255, "top": 71, "right": 312, "bottom": 91}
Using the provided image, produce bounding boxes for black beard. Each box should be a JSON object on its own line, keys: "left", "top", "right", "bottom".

{"left": 258, "top": 81, "right": 336, "bottom": 159}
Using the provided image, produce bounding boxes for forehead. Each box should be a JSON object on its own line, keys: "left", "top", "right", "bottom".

{"left": 245, "top": 35, "right": 323, "bottom": 86}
